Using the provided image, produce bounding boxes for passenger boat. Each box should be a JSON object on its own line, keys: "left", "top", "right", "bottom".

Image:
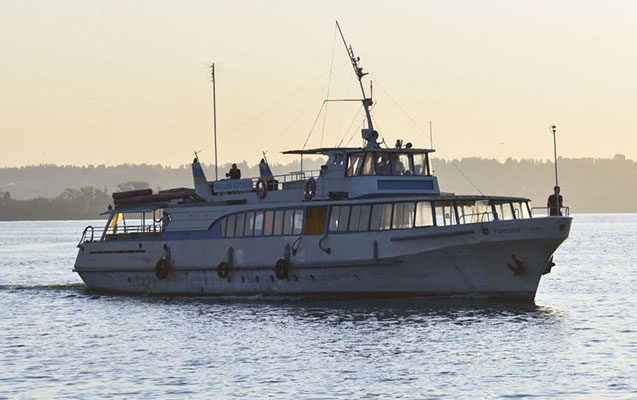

{"left": 74, "top": 25, "right": 571, "bottom": 300}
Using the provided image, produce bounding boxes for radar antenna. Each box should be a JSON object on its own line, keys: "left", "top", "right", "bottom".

{"left": 335, "top": 21, "right": 379, "bottom": 148}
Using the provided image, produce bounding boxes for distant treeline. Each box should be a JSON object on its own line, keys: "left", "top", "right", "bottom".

{"left": 0, "top": 154, "right": 635, "bottom": 220}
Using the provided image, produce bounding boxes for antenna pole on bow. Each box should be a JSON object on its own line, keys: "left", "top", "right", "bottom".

{"left": 211, "top": 63, "right": 219, "bottom": 181}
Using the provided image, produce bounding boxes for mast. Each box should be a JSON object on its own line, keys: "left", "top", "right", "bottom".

{"left": 335, "top": 21, "right": 379, "bottom": 148}
{"left": 552, "top": 124, "right": 559, "bottom": 208}
{"left": 211, "top": 63, "right": 219, "bottom": 181}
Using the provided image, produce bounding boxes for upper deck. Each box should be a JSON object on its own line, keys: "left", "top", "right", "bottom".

{"left": 188, "top": 145, "right": 440, "bottom": 207}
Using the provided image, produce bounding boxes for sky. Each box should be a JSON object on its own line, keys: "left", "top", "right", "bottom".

{"left": 1, "top": 0, "right": 636, "bottom": 167}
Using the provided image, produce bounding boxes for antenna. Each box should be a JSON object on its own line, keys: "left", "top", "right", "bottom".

{"left": 429, "top": 120, "right": 434, "bottom": 174}
{"left": 211, "top": 63, "right": 219, "bottom": 181}
{"left": 335, "top": 21, "right": 378, "bottom": 148}
{"left": 551, "top": 124, "right": 559, "bottom": 210}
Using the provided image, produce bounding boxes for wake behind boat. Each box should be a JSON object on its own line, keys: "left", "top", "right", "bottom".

{"left": 74, "top": 24, "right": 571, "bottom": 300}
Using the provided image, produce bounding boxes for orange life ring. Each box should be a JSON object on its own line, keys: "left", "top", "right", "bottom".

{"left": 256, "top": 178, "right": 267, "bottom": 199}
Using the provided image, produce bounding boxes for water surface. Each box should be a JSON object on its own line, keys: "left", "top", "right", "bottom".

{"left": 1, "top": 216, "right": 636, "bottom": 398}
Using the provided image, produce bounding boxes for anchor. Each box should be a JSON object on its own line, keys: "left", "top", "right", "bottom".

{"left": 542, "top": 256, "right": 556, "bottom": 275}
{"left": 506, "top": 254, "right": 525, "bottom": 276}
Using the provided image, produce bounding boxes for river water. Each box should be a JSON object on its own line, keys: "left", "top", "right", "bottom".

{"left": 1, "top": 215, "right": 636, "bottom": 398}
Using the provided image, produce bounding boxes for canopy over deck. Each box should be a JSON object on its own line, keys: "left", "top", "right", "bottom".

{"left": 282, "top": 147, "right": 436, "bottom": 156}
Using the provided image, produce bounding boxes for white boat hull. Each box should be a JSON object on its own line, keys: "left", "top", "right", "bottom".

{"left": 74, "top": 217, "right": 571, "bottom": 300}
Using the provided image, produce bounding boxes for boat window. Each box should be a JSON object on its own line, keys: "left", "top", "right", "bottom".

{"left": 375, "top": 153, "right": 391, "bottom": 176}
{"left": 235, "top": 213, "right": 245, "bottom": 237}
{"left": 244, "top": 212, "right": 255, "bottom": 236}
{"left": 329, "top": 206, "right": 350, "bottom": 232}
{"left": 415, "top": 201, "right": 434, "bottom": 227}
{"left": 331, "top": 153, "right": 345, "bottom": 166}
{"left": 458, "top": 203, "right": 476, "bottom": 224}
{"left": 263, "top": 211, "right": 274, "bottom": 235}
{"left": 293, "top": 209, "right": 304, "bottom": 235}
{"left": 496, "top": 203, "right": 514, "bottom": 220}
{"left": 370, "top": 203, "right": 392, "bottom": 231}
{"left": 226, "top": 214, "right": 236, "bottom": 237}
{"left": 220, "top": 217, "right": 226, "bottom": 237}
{"left": 273, "top": 210, "right": 284, "bottom": 235}
{"left": 254, "top": 212, "right": 264, "bottom": 235}
{"left": 349, "top": 205, "right": 361, "bottom": 231}
{"left": 513, "top": 202, "right": 531, "bottom": 219}
{"left": 391, "top": 153, "right": 412, "bottom": 176}
{"left": 434, "top": 202, "right": 456, "bottom": 226}
{"left": 474, "top": 200, "right": 491, "bottom": 222}
{"left": 349, "top": 205, "right": 371, "bottom": 231}
{"left": 361, "top": 153, "right": 376, "bottom": 176}
{"left": 414, "top": 154, "right": 430, "bottom": 176}
{"left": 283, "top": 210, "right": 294, "bottom": 235}
{"left": 305, "top": 206, "right": 327, "bottom": 235}
{"left": 392, "top": 202, "right": 415, "bottom": 229}
{"left": 346, "top": 153, "right": 364, "bottom": 176}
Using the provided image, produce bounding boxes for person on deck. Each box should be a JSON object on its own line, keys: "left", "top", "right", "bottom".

{"left": 547, "top": 186, "right": 564, "bottom": 216}
{"left": 227, "top": 163, "right": 241, "bottom": 179}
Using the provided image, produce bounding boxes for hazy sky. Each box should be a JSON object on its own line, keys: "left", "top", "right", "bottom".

{"left": 1, "top": 0, "right": 636, "bottom": 167}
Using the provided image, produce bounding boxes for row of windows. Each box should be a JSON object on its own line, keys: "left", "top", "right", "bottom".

{"left": 218, "top": 200, "right": 531, "bottom": 238}
{"left": 220, "top": 209, "right": 304, "bottom": 238}
{"left": 345, "top": 152, "right": 430, "bottom": 177}
{"left": 328, "top": 201, "right": 529, "bottom": 233}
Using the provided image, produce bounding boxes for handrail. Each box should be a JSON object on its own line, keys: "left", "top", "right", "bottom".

{"left": 106, "top": 224, "right": 162, "bottom": 235}
{"left": 458, "top": 211, "right": 495, "bottom": 224}
{"left": 531, "top": 206, "right": 570, "bottom": 217}
{"left": 77, "top": 225, "right": 94, "bottom": 247}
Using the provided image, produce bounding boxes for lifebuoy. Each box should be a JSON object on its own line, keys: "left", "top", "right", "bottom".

{"left": 217, "top": 262, "right": 230, "bottom": 279}
{"left": 275, "top": 258, "right": 290, "bottom": 280}
{"left": 304, "top": 178, "right": 316, "bottom": 200}
{"left": 256, "top": 178, "right": 267, "bottom": 199}
{"left": 155, "top": 259, "right": 170, "bottom": 279}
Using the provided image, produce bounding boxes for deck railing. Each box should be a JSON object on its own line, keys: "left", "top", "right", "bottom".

{"left": 531, "top": 206, "right": 570, "bottom": 217}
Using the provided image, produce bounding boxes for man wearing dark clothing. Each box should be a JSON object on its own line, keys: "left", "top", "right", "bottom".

{"left": 547, "top": 186, "right": 564, "bottom": 216}
{"left": 227, "top": 163, "right": 241, "bottom": 179}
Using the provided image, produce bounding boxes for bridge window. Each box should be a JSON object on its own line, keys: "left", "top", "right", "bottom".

{"left": 391, "top": 153, "right": 413, "bottom": 176}
{"left": 346, "top": 153, "right": 364, "bottom": 176}
{"left": 415, "top": 154, "right": 430, "bottom": 176}
{"left": 415, "top": 201, "right": 434, "bottom": 227}
{"left": 361, "top": 153, "right": 376, "bottom": 176}
{"left": 375, "top": 153, "right": 391, "bottom": 176}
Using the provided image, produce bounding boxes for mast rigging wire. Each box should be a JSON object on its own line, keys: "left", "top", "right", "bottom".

{"left": 370, "top": 75, "right": 485, "bottom": 196}
{"left": 195, "top": 61, "right": 346, "bottom": 154}
{"left": 320, "top": 24, "right": 338, "bottom": 147}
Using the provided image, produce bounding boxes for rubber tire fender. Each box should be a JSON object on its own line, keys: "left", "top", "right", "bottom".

{"left": 217, "top": 262, "right": 231, "bottom": 279}
{"left": 155, "top": 259, "right": 170, "bottom": 279}
{"left": 275, "top": 258, "right": 290, "bottom": 280}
